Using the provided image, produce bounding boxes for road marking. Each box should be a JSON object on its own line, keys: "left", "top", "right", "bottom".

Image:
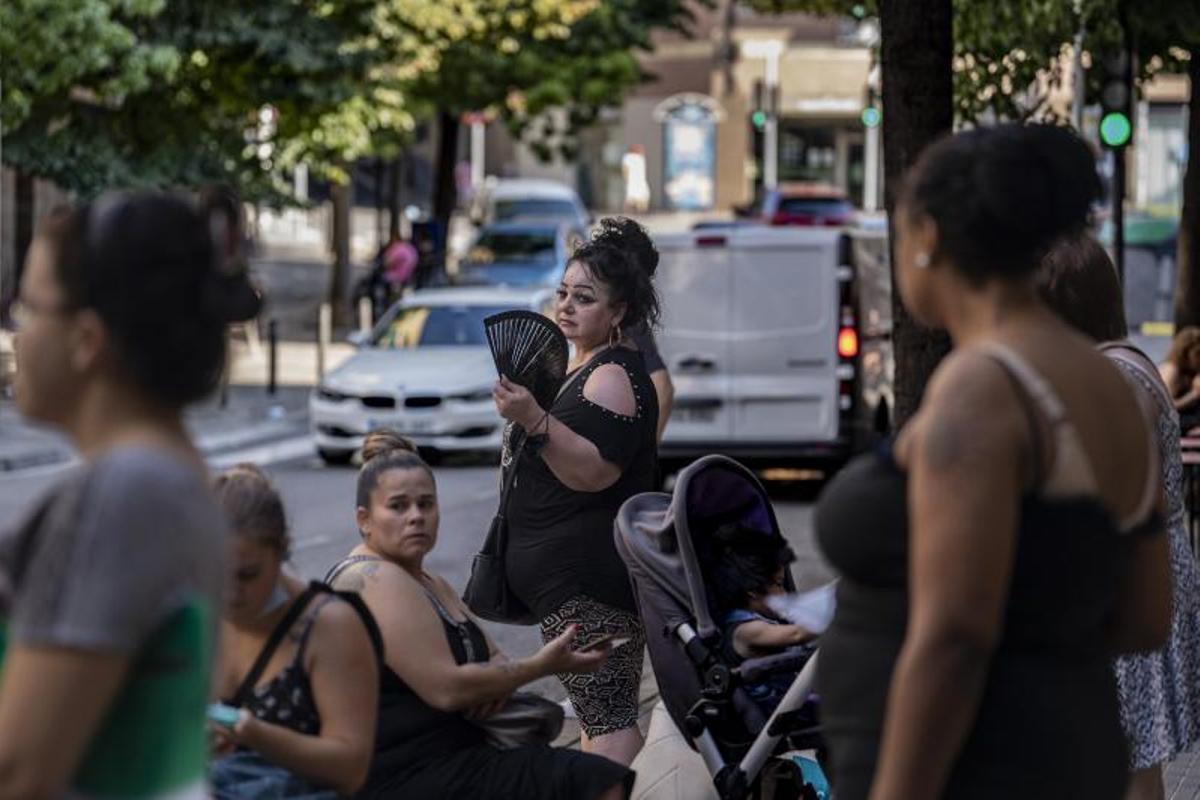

{"left": 208, "top": 435, "right": 315, "bottom": 469}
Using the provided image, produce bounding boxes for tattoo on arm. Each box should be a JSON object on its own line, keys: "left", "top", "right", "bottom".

{"left": 335, "top": 562, "right": 382, "bottom": 594}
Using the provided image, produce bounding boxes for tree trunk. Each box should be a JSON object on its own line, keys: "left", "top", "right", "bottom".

{"left": 433, "top": 110, "right": 461, "bottom": 237}
{"left": 328, "top": 180, "right": 353, "bottom": 325}
{"left": 1175, "top": 50, "right": 1200, "bottom": 331}
{"left": 4, "top": 171, "right": 36, "bottom": 321}
{"left": 880, "top": 0, "right": 954, "bottom": 430}
{"left": 388, "top": 156, "right": 403, "bottom": 241}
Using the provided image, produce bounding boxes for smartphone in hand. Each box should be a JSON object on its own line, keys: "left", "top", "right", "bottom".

{"left": 207, "top": 703, "right": 241, "bottom": 729}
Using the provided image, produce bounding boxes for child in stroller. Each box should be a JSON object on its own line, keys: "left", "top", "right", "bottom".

{"left": 615, "top": 455, "right": 830, "bottom": 800}
{"left": 706, "top": 523, "right": 817, "bottom": 719}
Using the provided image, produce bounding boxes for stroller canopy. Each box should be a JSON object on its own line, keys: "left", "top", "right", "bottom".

{"left": 615, "top": 455, "right": 787, "bottom": 644}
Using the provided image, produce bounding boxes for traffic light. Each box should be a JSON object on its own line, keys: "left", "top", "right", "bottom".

{"left": 752, "top": 80, "right": 766, "bottom": 130}
{"left": 1098, "top": 45, "right": 1133, "bottom": 148}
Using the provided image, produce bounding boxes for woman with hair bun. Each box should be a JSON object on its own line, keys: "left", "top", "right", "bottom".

{"left": 492, "top": 217, "right": 661, "bottom": 766}
{"left": 815, "top": 125, "right": 1170, "bottom": 799}
{"left": 327, "top": 430, "right": 633, "bottom": 800}
{"left": 0, "top": 191, "right": 251, "bottom": 797}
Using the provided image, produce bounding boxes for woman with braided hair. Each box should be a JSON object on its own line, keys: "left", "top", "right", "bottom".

{"left": 493, "top": 217, "right": 661, "bottom": 767}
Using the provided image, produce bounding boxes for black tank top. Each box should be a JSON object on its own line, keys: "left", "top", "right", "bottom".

{"left": 815, "top": 440, "right": 1132, "bottom": 800}
{"left": 224, "top": 589, "right": 333, "bottom": 736}
{"left": 364, "top": 574, "right": 492, "bottom": 786}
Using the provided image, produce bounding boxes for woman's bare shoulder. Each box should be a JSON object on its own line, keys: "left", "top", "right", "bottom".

{"left": 582, "top": 362, "right": 637, "bottom": 416}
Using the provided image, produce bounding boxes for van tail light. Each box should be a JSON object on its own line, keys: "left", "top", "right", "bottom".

{"left": 837, "top": 327, "right": 859, "bottom": 359}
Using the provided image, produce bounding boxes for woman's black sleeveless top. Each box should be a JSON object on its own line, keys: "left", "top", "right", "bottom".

{"left": 814, "top": 446, "right": 1131, "bottom": 800}
{"left": 365, "top": 590, "right": 490, "bottom": 788}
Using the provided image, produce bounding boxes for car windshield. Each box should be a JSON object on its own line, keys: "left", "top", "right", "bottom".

{"left": 373, "top": 305, "right": 510, "bottom": 349}
{"left": 466, "top": 231, "right": 557, "bottom": 265}
{"left": 777, "top": 197, "right": 853, "bottom": 217}
{"left": 494, "top": 198, "right": 578, "bottom": 221}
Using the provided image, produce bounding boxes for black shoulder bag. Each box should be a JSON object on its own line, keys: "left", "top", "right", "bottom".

{"left": 463, "top": 359, "right": 596, "bottom": 625}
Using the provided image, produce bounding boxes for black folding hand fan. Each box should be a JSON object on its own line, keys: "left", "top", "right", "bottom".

{"left": 483, "top": 310, "right": 570, "bottom": 409}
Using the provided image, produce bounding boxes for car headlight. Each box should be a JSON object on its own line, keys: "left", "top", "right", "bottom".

{"left": 447, "top": 388, "right": 493, "bottom": 403}
{"left": 316, "top": 384, "right": 352, "bottom": 403}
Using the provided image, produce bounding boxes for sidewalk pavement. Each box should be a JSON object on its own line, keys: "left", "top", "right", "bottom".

{"left": 0, "top": 385, "right": 312, "bottom": 473}
{"left": 1167, "top": 744, "right": 1200, "bottom": 799}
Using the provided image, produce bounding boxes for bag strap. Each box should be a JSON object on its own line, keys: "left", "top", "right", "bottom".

{"left": 323, "top": 553, "right": 385, "bottom": 585}
{"left": 230, "top": 583, "right": 322, "bottom": 708}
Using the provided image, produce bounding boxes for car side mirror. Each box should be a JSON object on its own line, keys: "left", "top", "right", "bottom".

{"left": 347, "top": 330, "right": 371, "bottom": 347}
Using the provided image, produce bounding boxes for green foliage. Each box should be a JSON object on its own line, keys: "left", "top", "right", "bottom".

{"left": 3, "top": 0, "right": 701, "bottom": 195}
{"left": 383, "top": 0, "right": 700, "bottom": 162}
{"left": 740, "top": 0, "right": 1198, "bottom": 124}
{"left": 2, "top": 0, "right": 382, "bottom": 201}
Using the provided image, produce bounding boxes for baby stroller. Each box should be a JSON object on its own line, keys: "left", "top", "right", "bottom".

{"left": 615, "top": 455, "right": 829, "bottom": 800}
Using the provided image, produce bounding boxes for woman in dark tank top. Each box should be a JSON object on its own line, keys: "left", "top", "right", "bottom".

{"left": 814, "top": 125, "right": 1170, "bottom": 800}
{"left": 327, "top": 431, "right": 633, "bottom": 800}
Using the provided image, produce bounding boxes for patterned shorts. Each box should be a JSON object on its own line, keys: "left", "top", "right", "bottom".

{"left": 540, "top": 595, "right": 646, "bottom": 738}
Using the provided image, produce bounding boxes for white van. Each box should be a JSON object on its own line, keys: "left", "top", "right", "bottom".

{"left": 656, "top": 224, "right": 893, "bottom": 466}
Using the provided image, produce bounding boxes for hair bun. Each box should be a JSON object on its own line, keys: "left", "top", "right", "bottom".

{"left": 1022, "top": 125, "right": 1101, "bottom": 236}
{"left": 592, "top": 216, "right": 658, "bottom": 278}
{"left": 362, "top": 429, "right": 419, "bottom": 463}
{"left": 202, "top": 271, "right": 262, "bottom": 324}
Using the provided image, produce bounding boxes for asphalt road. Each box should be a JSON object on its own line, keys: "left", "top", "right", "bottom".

{"left": 0, "top": 446, "right": 833, "bottom": 702}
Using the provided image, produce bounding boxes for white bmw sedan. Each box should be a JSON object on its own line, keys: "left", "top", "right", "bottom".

{"left": 310, "top": 286, "right": 554, "bottom": 464}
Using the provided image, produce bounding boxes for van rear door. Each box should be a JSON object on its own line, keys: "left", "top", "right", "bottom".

{"left": 728, "top": 227, "right": 840, "bottom": 445}
{"left": 656, "top": 231, "right": 734, "bottom": 446}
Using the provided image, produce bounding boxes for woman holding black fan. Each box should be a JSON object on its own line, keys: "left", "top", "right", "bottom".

{"left": 492, "top": 217, "right": 660, "bottom": 767}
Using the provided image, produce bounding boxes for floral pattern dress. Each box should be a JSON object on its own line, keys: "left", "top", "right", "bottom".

{"left": 1107, "top": 343, "right": 1200, "bottom": 770}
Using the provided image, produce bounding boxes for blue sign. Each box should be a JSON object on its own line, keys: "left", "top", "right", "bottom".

{"left": 663, "top": 103, "right": 717, "bottom": 211}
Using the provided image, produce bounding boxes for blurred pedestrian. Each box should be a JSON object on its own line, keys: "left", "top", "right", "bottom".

{"left": 383, "top": 235, "right": 419, "bottom": 295}
{"left": 198, "top": 185, "right": 263, "bottom": 325}
{"left": 815, "top": 125, "right": 1170, "bottom": 800}
{"left": 493, "top": 217, "right": 660, "bottom": 767}
{"left": 625, "top": 322, "right": 674, "bottom": 444}
{"left": 1038, "top": 233, "right": 1200, "bottom": 800}
{"left": 621, "top": 146, "right": 650, "bottom": 214}
{"left": 209, "top": 464, "right": 379, "bottom": 799}
{"left": 1161, "top": 327, "right": 1200, "bottom": 430}
{"left": 326, "top": 431, "right": 633, "bottom": 800}
{"left": 0, "top": 192, "right": 245, "bottom": 797}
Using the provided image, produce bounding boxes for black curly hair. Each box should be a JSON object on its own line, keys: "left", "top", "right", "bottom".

{"left": 900, "top": 124, "right": 1102, "bottom": 286}
{"left": 570, "top": 216, "right": 660, "bottom": 332}
{"left": 706, "top": 522, "right": 795, "bottom": 615}
{"left": 38, "top": 191, "right": 252, "bottom": 409}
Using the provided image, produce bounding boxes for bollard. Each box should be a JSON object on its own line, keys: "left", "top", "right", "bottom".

{"left": 317, "top": 302, "right": 331, "bottom": 381}
{"left": 267, "top": 318, "right": 278, "bottom": 397}
{"left": 358, "top": 296, "right": 373, "bottom": 333}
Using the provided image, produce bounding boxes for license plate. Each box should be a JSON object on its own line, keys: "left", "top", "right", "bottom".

{"left": 370, "top": 417, "right": 434, "bottom": 435}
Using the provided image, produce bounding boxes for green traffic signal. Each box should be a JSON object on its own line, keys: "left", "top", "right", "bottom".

{"left": 1100, "top": 111, "right": 1132, "bottom": 148}
{"left": 751, "top": 110, "right": 767, "bottom": 130}
{"left": 861, "top": 107, "right": 881, "bottom": 129}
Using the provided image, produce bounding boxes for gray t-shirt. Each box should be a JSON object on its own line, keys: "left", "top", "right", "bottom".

{"left": 0, "top": 446, "right": 226, "bottom": 651}
{"left": 0, "top": 446, "right": 227, "bottom": 798}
